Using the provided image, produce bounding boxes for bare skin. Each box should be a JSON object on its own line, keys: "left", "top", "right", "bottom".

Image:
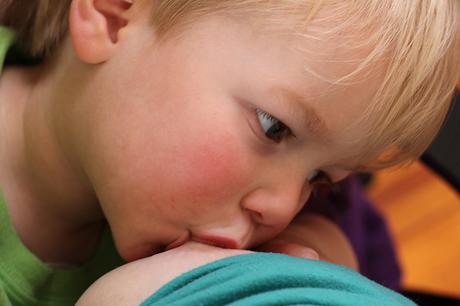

{"left": 76, "top": 213, "right": 357, "bottom": 306}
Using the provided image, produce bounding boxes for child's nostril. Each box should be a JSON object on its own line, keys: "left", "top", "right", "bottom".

{"left": 248, "top": 209, "right": 265, "bottom": 224}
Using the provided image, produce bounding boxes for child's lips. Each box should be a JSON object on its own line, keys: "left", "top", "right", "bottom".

{"left": 191, "top": 234, "right": 239, "bottom": 249}
{"left": 164, "top": 232, "right": 240, "bottom": 251}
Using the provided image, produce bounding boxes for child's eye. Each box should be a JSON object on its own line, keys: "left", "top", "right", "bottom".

{"left": 307, "top": 170, "right": 332, "bottom": 186}
{"left": 255, "top": 108, "right": 293, "bottom": 143}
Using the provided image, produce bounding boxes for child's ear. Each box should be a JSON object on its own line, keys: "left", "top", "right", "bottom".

{"left": 69, "top": 0, "right": 133, "bottom": 64}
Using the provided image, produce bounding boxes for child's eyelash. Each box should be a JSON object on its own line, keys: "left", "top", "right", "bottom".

{"left": 255, "top": 108, "right": 293, "bottom": 143}
{"left": 256, "top": 109, "right": 277, "bottom": 122}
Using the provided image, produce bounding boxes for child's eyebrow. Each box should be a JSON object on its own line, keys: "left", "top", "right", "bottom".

{"left": 272, "top": 86, "right": 331, "bottom": 143}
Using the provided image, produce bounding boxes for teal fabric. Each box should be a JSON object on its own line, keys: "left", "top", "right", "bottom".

{"left": 141, "top": 253, "right": 416, "bottom": 306}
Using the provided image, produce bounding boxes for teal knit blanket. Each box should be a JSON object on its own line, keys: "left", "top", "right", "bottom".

{"left": 140, "top": 253, "right": 416, "bottom": 306}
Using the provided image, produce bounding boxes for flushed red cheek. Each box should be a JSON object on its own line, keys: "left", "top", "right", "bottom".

{"left": 174, "top": 134, "right": 252, "bottom": 202}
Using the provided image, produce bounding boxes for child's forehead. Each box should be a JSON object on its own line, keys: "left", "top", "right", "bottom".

{"left": 148, "top": 8, "right": 393, "bottom": 168}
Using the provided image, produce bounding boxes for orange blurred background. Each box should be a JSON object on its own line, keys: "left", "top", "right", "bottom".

{"left": 368, "top": 161, "right": 460, "bottom": 298}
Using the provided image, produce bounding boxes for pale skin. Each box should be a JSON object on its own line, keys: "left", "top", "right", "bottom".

{"left": 0, "top": 0, "right": 379, "bottom": 266}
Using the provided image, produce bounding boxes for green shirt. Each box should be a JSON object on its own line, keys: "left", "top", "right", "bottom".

{"left": 0, "top": 26, "right": 124, "bottom": 306}
{"left": 0, "top": 27, "right": 14, "bottom": 73}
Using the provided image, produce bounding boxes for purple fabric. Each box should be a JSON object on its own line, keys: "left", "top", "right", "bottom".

{"left": 304, "top": 176, "right": 402, "bottom": 291}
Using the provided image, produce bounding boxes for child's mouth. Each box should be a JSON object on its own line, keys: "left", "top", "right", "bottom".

{"left": 164, "top": 233, "right": 240, "bottom": 251}
{"left": 191, "top": 235, "right": 239, "bottom": 249}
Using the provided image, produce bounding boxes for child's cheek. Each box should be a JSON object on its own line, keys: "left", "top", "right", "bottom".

{"left": 174, "top": 133, "right": 252, "bottom": 200}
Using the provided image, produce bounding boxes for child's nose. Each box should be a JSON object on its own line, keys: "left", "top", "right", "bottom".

{"left": 241, "top": 182, "right": 310, "bottom": 228}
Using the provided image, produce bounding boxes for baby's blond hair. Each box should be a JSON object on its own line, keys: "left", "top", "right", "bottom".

{"left": 2, "top": 0, "right": 459, "bottom": 170}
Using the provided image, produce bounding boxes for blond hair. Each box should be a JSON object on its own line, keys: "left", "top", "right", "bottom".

{"left": 2, "top": 0, "right": 460, "bottom": 170}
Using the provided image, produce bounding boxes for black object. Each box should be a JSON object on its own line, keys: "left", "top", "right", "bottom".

{"left": 402, "top": 290, "right": 460, "bottom": 306}
{"left": 5, "top": 44, "right": 42, "bottom": 66}
{"left": 422, "top": 90, "right": 460, "bottom": 193}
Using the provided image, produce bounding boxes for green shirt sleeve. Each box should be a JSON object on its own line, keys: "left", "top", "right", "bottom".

{"left": 141, "top": 253, "right": 417, "bottom": 306}
{"left": 0, "top": 26, "right": 15, "bottom": 72}
{"left": 0, "top": 191, "right": 125, "bottom": 306}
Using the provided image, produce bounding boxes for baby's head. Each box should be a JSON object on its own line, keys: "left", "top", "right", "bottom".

{"left": 3, "top": 0, "right": 459, "bottom": 261}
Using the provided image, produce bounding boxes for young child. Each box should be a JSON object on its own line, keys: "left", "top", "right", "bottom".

{"left": 0, "top": 0, "right": 459, "bottom": 305}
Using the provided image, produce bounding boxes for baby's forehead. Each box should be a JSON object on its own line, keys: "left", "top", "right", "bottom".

{"left": 296, "top": 83, "right": 382, "bottom": 166}
{"left": 218, "top": 9, "right": 389, "bottom": 167}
